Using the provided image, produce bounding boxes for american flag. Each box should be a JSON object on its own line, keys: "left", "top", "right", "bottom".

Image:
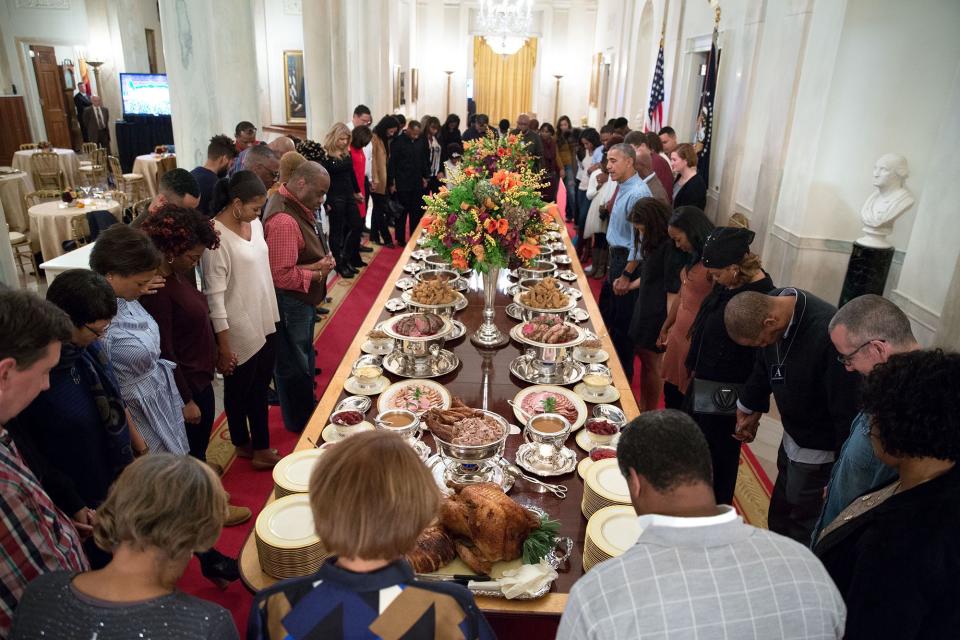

{"left": 645, "top": 39, "right": 665, "bottom": 133}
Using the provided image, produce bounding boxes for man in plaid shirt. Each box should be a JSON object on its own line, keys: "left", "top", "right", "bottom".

{"left": 0, "top": 290, "right": 88, "bottom": 635}
{"left": 559, "top": 410, "right": 845, "bottom": 639}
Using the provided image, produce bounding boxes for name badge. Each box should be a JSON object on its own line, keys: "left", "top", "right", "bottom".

{"left": 770, "top": 364, "right": 786, "bottom": 385}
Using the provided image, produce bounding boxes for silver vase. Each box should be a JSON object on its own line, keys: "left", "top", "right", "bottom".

{"left": 470, "top": 266, "right": 508, "bottom": 348}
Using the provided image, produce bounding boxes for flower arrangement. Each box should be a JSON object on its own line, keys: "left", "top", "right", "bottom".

{"left": 421, "top": 166, "right": 559, "bottom": 273}
{"left": 461, "top": 134, "right": 533, "bottom": 176}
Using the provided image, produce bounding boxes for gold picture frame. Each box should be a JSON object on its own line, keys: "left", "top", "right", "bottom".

{"left": 410, "top": 68, "right": 419, "bottom": 103}
{"left": 283, "top": 49, "right": 306, "bottom": 123}
{"left": 393, "top": 65, "right": 401, "bottom": 109}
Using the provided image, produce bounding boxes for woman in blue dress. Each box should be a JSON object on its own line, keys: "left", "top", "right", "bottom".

{"left": 91, "top": 224, "right": 188, "bottom": 455}
{"left": 90, "top": 223, "right": 240, "bottom": 588}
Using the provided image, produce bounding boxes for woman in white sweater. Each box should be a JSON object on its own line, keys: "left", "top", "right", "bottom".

{"left": 583, "top": 154, "right": 616, "bottom": 280}
{"left": 201, "top": 171, "right": 281, "bottom": 470}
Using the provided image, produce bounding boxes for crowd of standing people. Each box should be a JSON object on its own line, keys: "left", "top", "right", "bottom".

{"left": 0, "top": 103, "right": 957, "bottom": 640}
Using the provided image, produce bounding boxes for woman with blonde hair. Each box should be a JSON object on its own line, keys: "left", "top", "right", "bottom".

{"left": 319, "top": 122, "right": 363, "bottom": 278}
{"left": 11, "top": 454, "right": 239, "bottom": 639}
{"left": 684, "top": 219, "right": 774, "bottom": 504}
{"left": 670, "top": 143, "right": 707, "bottom": 209}
{"left": 249, "top": 431, "right": 495, "bottom": 639}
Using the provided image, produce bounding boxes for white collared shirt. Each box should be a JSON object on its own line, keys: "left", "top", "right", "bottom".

{"left": 636, "top": 504, "right": 739, "bottom": 534}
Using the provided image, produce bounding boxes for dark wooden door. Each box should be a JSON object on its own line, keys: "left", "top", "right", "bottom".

{"left": 0, "top": 96, "right": 32, "bottom": 165}
{"left": 30, "top": 45, "right": 71, "bottom": 148}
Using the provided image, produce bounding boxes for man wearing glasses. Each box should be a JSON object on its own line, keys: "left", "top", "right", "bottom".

{"left": 809, "top": 294, "right": 919, "bottom": 545}
{"left": 723, "top": 287, "right": 860, "bottom": 543}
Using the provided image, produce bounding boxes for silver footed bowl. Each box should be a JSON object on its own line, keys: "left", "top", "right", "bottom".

{"left": 515, "top": 320, "right": 585, "bottom": 350}
{"left": 431, "top": 410, "right": 510, "bottom": 463}
{"left": 513, "top": 291, "right": 578, "bottom": 321}
{"left": 517, "top": 260, "right": 557, "bottom": 280}
{"left": 416, "top": 268, "right": 462, "bottom": 284}
{"left": 423, "top": 254, "right": 472, "bottom": 275}
{"left": 383, "top": 312, "right": 452, "bottom": 358}
{"left": 401, "top": 289, "right": 467, "bottom": 316}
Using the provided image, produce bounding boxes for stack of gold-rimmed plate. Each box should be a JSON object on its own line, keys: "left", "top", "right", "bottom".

{"left": 255, "top": 493, "right": 328, "bottom": 579}
{"left": 582, "top": 458, "right": 631, "bottom": 518}
{"left": 272, "top": 449, "right": 326, "bottom": 498}
{"left": 583, "top": 504, "right": 641, "bottom": 571}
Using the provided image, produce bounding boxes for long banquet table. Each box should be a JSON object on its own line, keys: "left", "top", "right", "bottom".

{"left": 238, "top": 220, "right": 640, "bottom": 618}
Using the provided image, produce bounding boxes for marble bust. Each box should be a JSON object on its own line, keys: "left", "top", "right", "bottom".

{"left": 857, "top": 153, "right": 914, "bottom": 249}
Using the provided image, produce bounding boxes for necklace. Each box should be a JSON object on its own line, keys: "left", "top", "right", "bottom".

{"left": 771, "top": 291, "right": 805, "bottom": 384}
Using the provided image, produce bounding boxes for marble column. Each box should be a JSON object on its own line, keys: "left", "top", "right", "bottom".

{"left": 302, "top": 0, "right": 348, "bottom": 139}
{"left": 157, "top": 0, "right": 261, "bottom": 168}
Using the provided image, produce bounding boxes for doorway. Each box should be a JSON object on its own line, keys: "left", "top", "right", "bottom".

{"left": 30, "top": 45, "right": 71, "bottom": 148}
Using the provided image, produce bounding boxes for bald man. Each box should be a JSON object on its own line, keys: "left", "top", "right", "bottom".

{"left": 513, "top": 113, "right": 544, "bottom": 172}
{"left": 263, "top": 161, "right": 333, "bottom": 433}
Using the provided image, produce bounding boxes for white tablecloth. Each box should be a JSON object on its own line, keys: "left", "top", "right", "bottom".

{"left": 28, "top": 199, "right": 120, "bottom": 261}
{"left": 12, "top": 148, "right": 80, "bottom": 188}
{"left": 0, "top": 169, "right": 34, "bottom": 233}
{"left": 132, "top": 153, "right": 176, "bottom": 197}
{"left": 39, "top": 241, "right": 95, "bottom": 282}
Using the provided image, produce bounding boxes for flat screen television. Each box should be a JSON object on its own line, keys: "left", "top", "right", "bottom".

{"left": 119, "top": 73, "right": 171, "bottom": 116}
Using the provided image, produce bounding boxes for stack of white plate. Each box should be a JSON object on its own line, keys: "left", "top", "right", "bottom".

{"left": 255, "top": 493, "right": 328, "bottom": 579}
{"left": 272, "top": 449, "right": 326, "bottom": 498}
{"left": 581, "top": 458, "right": 631, "bottom": 518}
{"left": 583, "top": 504, "right": 641, "bottom": 571}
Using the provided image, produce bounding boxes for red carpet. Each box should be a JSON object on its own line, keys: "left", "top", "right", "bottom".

{"left": 176, "top": 244, "right": 403, "bottom": 633}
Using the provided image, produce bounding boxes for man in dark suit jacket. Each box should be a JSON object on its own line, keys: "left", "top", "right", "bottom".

{"left": 387, "top": 120, "right": 429, "bottom": 245}
{"left": 73, "top": 91, "right": 92, "bottom": 142}
{"left": 81, "top": 96, "right": 110, "bottom": 150}
{"left": 512, "top": 113, "right": 543, "bottom": 172}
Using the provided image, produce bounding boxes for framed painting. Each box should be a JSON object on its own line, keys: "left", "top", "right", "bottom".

{"left": 589, "top": 53, "right": 602, "bottom": 106}
{"left": 284, "top": 49, "right": 306, "bottom": 123}
{"left": 393, "top": 65, "right": 401, "bottom": 109}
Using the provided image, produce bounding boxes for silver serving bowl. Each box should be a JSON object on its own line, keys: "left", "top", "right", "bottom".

{"left": 517, "top": 260, "right": 557, "bottom": 280}
{"left": 513, "top": 291, "right": 578, "bottom": 321}
{"left": 415, "top": 268, "right": 464, "bottom": 289}
{"left": 432, "top": 410, "right": 510, "bottom": 463}
{"left": 401, "top": 290, "right": 466, "bottom": 317}
{"left": 423, "top": 254, "right": 472, "bottom": 275}
{"left": 382, "top": 312, "right": 452, "bottom": 358}
{"left": 515, "top": 320, "right": 585, "bottom": 351}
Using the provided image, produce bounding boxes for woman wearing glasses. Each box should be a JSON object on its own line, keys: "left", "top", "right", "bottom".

{"left": 7, "top": 269, "right": 132, "bottom": 569}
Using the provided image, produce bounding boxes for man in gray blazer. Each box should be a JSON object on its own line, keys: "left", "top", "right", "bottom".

{"left": 558, "top": 410, "right": 846, "bottom": 639}
{"left": 81, "top": 96, "right": 110, "bottom": 150}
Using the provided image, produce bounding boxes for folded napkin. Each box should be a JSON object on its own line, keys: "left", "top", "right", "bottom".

{"left": 470, "top": 560, "right": 558, "bottom": 599}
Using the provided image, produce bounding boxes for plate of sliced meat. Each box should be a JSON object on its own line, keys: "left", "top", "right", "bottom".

{"left": 377, "top": 379, "right": 451, "bottom": 414}
{"left": 512, "top": 385, "right": 588, "bottom": 430}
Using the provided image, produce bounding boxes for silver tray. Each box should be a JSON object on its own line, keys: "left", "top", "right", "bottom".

{"left": 557, "top": 271, "right": 578, "bottom": 282}
{"left": 385, "top": 298, "right": 407, "bottom": 312}
{"left": 509, "top": 355, "right": 585, "bottom": 385}
{"left": 506, "top": 303, "right": 524, "bottom": 321}
{"left": 334, "top": 395, "right": 372, "bottom": 413}
{"left": 448, "top": 320, "right": 467, "bottom": 340}
{"left": 383, "top": 349, "right": 460, "bottom": 378}
{"left": 425, "top": 454, "right": 515, "bottom": 494}
{"left": 403, "top": 262, "right": 424, "bottom": 274}
{"left": 568, "top": 308, "right": 590, "bottom": 323}
{"left": 515, "top": 442, "right": 577, "bottom": 477}
{"left": 395, "top": 277, "right": 416, "bottom": 290}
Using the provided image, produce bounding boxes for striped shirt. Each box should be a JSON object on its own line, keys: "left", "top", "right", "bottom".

{"left": 558, "top": 507, "right": 845, "bottom": 639}
{"left": 0, "top": 428, "right": 88, "bottom": 636}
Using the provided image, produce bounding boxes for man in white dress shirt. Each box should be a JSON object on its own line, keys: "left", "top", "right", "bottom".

{"left": 558, "top": 410, "right": 845, "bottom": 640}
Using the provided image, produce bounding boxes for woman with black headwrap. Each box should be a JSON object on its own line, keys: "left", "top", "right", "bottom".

{"left": 684, "top": 218, "right": 774, "bottom": 504}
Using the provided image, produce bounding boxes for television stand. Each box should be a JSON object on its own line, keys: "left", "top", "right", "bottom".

{"left": 115, "top": 114, "right": 173, "bottom": 172}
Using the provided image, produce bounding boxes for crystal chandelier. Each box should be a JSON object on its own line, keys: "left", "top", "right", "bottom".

{"left": 478, "top": 0, "right": 533, "bottom": 56}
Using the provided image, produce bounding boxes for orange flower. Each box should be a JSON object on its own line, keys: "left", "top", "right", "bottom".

{"left": 491, "top": 169, "right": 521, "bottom": 192}
{"left": 471, "top": 245, "right": 485, "bottom": 260}
{"left": 517, "top": 242, "right": 540, "bottom": 261}
{"left": 460, "top": 202, "right": 471, "bottom": 211}
{"left": 451, "top": 248, "right": 468, "bottom": 269}
{"left": 421, "top": 215, "right": 434, "bottom": 227}
{"left": 483, "top": 217, "right": 510, "bottom": 235}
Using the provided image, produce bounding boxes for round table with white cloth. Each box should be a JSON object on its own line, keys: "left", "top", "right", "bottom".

{"left": 12, "top": 148, "right": 81, "bottom": 188}
{"left": 28, "top": 198, "right": 121, "bottom": 261}
{"left": 132, "top": 153, "right": 176, "bottom": 197}
{"left": 0, "top": 168, "right": 34, "bottom": 233}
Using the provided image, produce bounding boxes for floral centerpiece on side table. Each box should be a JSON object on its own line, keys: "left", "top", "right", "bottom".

{"left": 421, "top": 161, "right": 560, "bottom": 347}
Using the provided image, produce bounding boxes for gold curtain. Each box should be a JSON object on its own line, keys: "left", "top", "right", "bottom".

{"left": 473, "top": 36, "right": 538, "bottom": 124}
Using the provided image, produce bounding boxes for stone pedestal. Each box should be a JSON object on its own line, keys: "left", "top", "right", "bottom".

{"left": 839, "top": 242, "right": 894, "bottom": 307}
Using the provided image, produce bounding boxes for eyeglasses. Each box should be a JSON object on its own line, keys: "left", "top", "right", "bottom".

{"left": 83, "top": 323, "right": 108, "bottom": 338}
{"left": 837, "top": 339, "right": 884, "bottom": 365}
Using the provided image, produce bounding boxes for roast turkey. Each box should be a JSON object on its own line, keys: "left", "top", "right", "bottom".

{"left": 439, "top": 483, "right": 540, "bottom": 574}
{"left": 406, "top": 526, "right": 457, "bottom": 573}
